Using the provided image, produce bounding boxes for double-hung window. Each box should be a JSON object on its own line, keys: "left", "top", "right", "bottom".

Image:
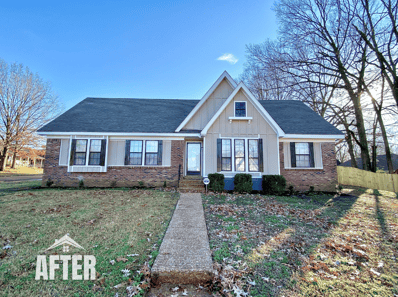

{"left": 248, "top": 139, "right": 259, "bottom": 171}
{"left": 234, "top": 139, "right": 245, "bottom": 172}
{"left": 295, "top": 143, "right": 310, "bottom": 167}
{"left": 235, "top": 102, "right": 246, "bottom": 117}
{"left": 129, "top": 140, "right": 143, "bottom": 165}
{"left": 145, "top": 141, "right": 159, "bottom": 165}
{"left": 221, "top": 139, "right": 232, "bottom": 171}
{"left": 74, "top": 140, "right": 87, "bottom": 165}
{"left": 88, "top": 140, "right": 102, "bottom": 165}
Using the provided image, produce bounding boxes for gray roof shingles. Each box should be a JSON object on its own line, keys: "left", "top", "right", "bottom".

{"left": 38, "top": 98, "right": 200, "bottom": 133}
{"left": 259, "top": 100, "right": 343, "bottom": 135}
{"left": 38, "top": 97, "right": 343, "bottom": 135}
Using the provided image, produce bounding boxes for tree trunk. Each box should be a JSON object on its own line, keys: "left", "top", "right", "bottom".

{"left": 376, "top": 109, "right": 394, "bottom": 173}
{"left": 371, "top": 120, "right": 377, "bottom": 172}
{"left": 345, "top": 129, "right": 358, "bottom": 168}
{"left": 0, "top": 147, "right": 8, "bottom": 171}
{"left": 11, "top": 152, "right": 16, "bottom": 169}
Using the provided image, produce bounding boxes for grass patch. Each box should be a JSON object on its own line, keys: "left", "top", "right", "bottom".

{"left": 203, "top": 187, "right": 398, "bottom": 296}
{"left": 0, "top": 188, "right": 178, "bottom": 296}
{"left": 0, "top": 180, "right": 42, "bottom": 191}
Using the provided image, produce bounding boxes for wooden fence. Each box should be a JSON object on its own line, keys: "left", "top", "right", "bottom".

{"left": 337, "top": 166, "right": 398, "bottom": 192}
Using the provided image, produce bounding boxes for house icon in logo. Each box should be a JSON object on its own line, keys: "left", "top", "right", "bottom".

{"left": 46, "top": 234, "right": 85, "bottom": 253}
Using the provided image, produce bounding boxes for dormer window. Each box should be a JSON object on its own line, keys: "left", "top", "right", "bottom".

{"left": 235, "top": 102, "right": 246, "bottom": 117}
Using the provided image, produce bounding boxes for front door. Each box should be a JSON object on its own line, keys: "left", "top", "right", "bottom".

{"left": 186, "top": 142, "right": 201, "bottom": 175}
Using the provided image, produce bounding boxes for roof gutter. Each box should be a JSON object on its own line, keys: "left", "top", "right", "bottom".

{"left": 281, "top": 134, "right": 345, "bottom": 140}
{"left": 37, "top": 131, "right": 202, "bottom": 137}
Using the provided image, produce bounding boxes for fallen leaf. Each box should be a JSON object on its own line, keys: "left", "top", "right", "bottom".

{"left": 117, "top": 258, "right": 128, "bottom": 263}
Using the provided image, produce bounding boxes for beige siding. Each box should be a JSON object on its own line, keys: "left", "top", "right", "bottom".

{"left": 184, "top": 79, "right": 234, "bottom": 130}
{"left": 283, "top": 141, "right": 323, "bottom": 168}
{"left": 204, "top": 89, "right": 279, "bottom": 175}
{"left": 162, "top": 140, "right": 172, "bottom": 166}
{"left": 107, "top": 140, "right": 125, "bottom": 166}
{"left": 59, "top": 139, "right": 70, "bottom": 166}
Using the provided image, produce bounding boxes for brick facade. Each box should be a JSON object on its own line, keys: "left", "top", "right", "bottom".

{"left": 42, "top": 139, "right": 184, "bottom": 188}
{"left": 279, "top": 142, "right": 338, "bottom": 192}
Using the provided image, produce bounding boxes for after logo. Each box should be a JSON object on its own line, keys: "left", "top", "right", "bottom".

{"left": 35, "top": 234, "right": 96, "bottom": 280}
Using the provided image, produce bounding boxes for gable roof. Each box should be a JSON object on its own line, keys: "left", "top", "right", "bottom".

{"left": 38, "top": 98, "right": 199, "bottom": 134}
{"left": 201, "top": 82, "right": 285, "bottom": 136}
{"left": 259, "top": 100, "right": 343, "bottom": 136}
{"left": 175, "top": 71, "right": 237, "bottom": 132}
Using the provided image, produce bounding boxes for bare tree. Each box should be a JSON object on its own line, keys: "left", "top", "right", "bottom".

{"left": 0, "top": 59, "right": 60, "bottom": 171}
{"left": 354, "top": 0, "right": 398, "bottom": 108}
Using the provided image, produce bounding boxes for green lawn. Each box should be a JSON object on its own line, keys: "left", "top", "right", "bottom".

{"left": 0, "top": 187, "right": 178, "bottom": 296}
{"left": 203, "top": 188, "right": 398, "bottom": 296}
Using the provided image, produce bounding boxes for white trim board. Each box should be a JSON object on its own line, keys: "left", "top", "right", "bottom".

{"left": 175, "top": 71, "right": 237, "bottom": 132}
{"left": 280, "top": 135, "right": 344, "bottom": 141}
{"left": 39, "top": 132, "right": 201, "bottom": 138}
{"left": 201, "top": 82, "right": 285, "bottom": 137}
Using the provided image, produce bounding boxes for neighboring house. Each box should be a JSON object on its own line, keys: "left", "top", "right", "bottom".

{"left": 38, "top": 72, "right": 344, "bottom": 191}
{"left": 340, "top": 154, "right": 398, "bottom": 172}
{"left": 5, "top": 148, "right": 45, "bottom": 168}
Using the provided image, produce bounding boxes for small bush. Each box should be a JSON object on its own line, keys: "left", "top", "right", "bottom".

{"left": 46, "top": 178, "right": 54, "bottom": 187}
{"left": 208, "top": 173, "right": 224, "bottom": 192}
{"left": 234, "top": 174, "right": 253, "bottom": 194}
{"left": 262, "top": 175, "right": 286, "bottom": 195}
{"left": 110, "top": 180, "right": 117, "bottom": 188}
{"left": 138, "top": 181, "right": 144, "bottom": 188}
{"left": 373, "top": 189, "right": 380, "bottom": 196}
{"left": 163, "top": 181, "right": 167, "bottom": 188}
{"left": 78, "top": 179, "right": 84, "bottom": 189}
{"left": 288, "top": 185, "right": 295, "bottom": 196}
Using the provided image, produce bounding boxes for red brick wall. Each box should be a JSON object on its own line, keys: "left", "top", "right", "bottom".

{"left": 279, "top": 142, "right": 338, "bottom": 192}
{"left": 42, "top": 139, "right": 184, "bottom": 188}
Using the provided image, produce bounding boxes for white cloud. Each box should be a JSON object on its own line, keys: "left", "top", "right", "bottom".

{"left": 217, "top": 53, "right": 238, "bottom": 64}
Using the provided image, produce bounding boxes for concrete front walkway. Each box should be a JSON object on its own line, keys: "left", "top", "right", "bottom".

{"left": 151, "top": 193, "right": 213, "bottom": 285}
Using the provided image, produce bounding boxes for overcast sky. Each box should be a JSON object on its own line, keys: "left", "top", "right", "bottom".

{"left": 1, "top": 0, "right": 278, "bottom": 110}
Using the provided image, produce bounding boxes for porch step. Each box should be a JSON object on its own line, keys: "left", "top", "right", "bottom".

{"left": 179, "top": 177, "right": 205, "bottom": 193}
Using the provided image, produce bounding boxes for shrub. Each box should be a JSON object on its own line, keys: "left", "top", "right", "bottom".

{"left": 78, "top": 179, "right": 84, "bottom": 189}
{"left": 208, "top": 173, "right": 224, "bottom": 192}
{"left": 288, "top": 185, "right": 295, "bottom": 196}
{"left": 110, "top": 180, "right": 117, "bottom": 188}
{"left": 163, "top": 181, "right": 167, "bottom": 188}
{"left": 262, "top": 175, "right": 286, "bottom": 195}
{"left": 138, "top": 181, "right": 144, "bottom": 188}
{"left": 234, "top": 173, "right": 253, "bottom": 194}
{"left": 46, "top": 178, "right": 54, "bottom": 187}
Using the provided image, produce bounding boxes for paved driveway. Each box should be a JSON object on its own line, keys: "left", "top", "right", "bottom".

{"left": 0, "top": 174, "right": 42, "bottom": 182}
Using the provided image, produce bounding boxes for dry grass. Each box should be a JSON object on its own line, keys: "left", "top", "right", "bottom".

{"left": 0, "top": 167, "right": 43, "bottom": 176}
{"left": 203, "top": 187, "right": 398, "bottom": 296}
{"left": 0, "top": 188, "right": 178, "bottom": 296}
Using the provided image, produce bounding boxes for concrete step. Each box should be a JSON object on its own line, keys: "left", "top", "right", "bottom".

{"left": 151, "top": 193, "right": 213, "bottom": 285}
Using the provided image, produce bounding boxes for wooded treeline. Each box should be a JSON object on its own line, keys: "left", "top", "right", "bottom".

{"left": 0, "top": 59, "right": 60, "bottom": 171}
{"left": 241, "top": 0, "right": 397, "bottom": 173}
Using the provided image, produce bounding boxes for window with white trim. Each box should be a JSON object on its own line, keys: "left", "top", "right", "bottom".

{"left": 235, "top": 102, "right": 246, "bottom": 117}
{"left": 295, "top": 143, "right": 310, "bottom": 167}
{"left": 145, "top": 141, "right": 159, "bottom": 165}
{"left": 88, "top": 139, "right": 102, "bottom": 165}
{"left": 129, "top": 140, "right": 143, "bottom": 165}
{"left": 221, "top": 139, "right": 232, "bottom": 171}
{"left": 234, "top": 139, "right": 245, "bottom": 172}
{"left": 248, "top": 139, "right": 259, "bottom": 171}
{"left": 74, "top": 140, "right": 87, "bottom": 165}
